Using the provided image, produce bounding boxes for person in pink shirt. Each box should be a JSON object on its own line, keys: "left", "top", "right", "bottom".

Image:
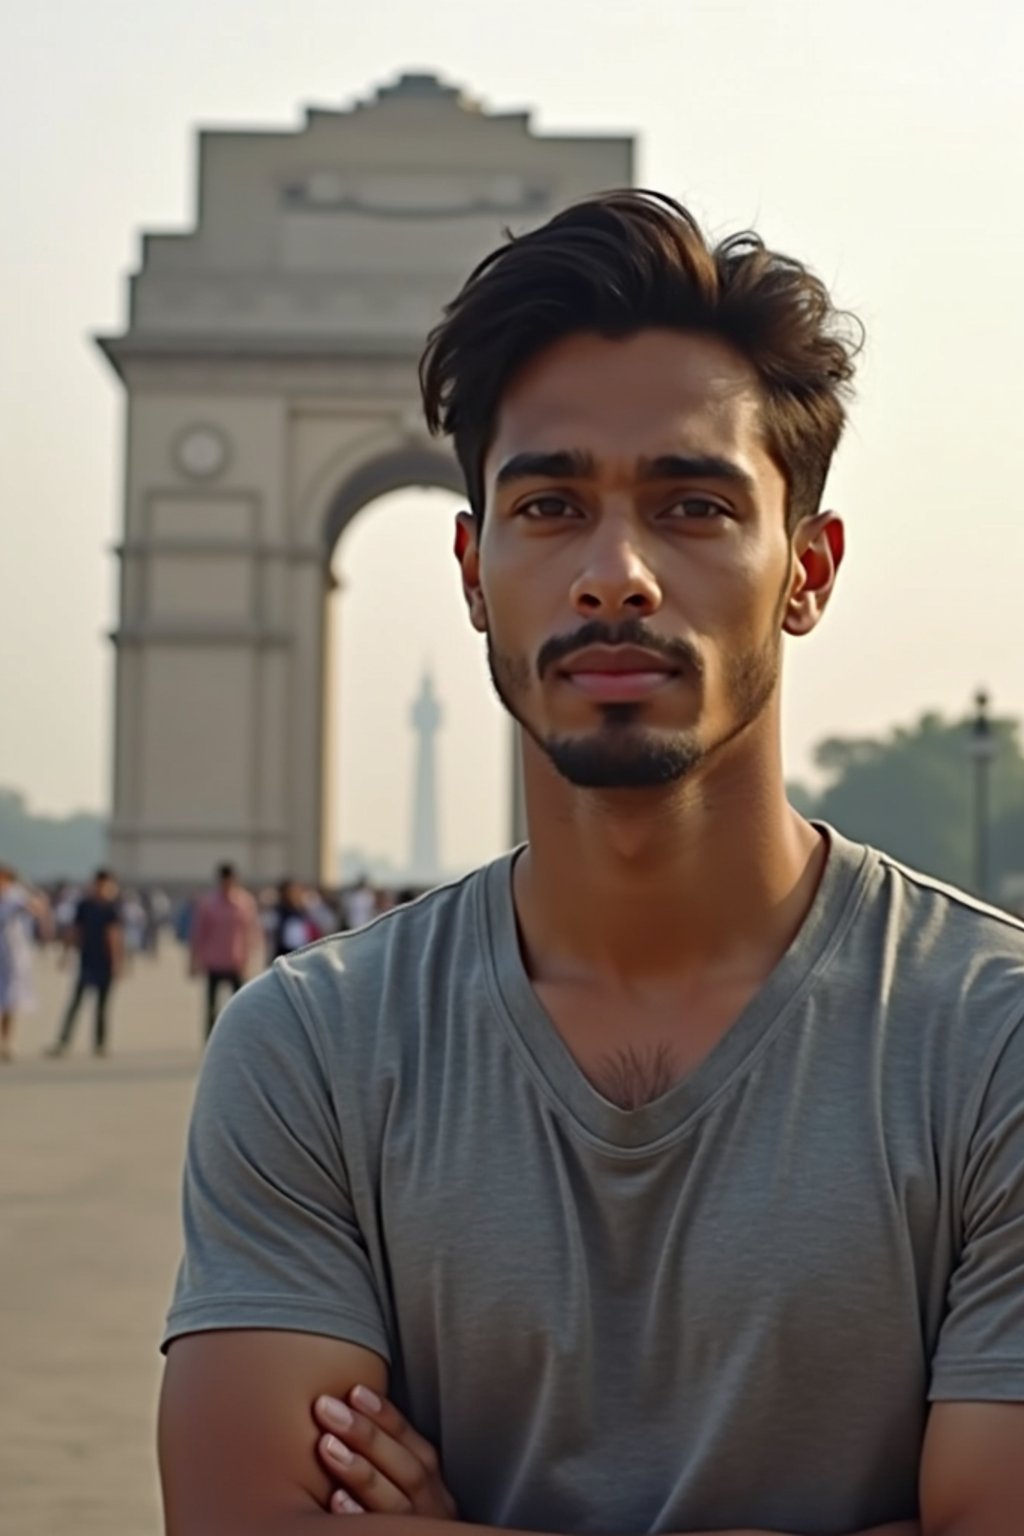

{"left": 189, "top": 864, "right": 262, "bottom": 1040}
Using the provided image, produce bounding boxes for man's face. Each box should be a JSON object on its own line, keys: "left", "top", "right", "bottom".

{"left": 461, "top": 328, "right": 830, "bottom": 790}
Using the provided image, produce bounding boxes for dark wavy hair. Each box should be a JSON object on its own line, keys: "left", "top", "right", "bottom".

{"left": 420, "top": 190, "right": 862, "bottom": 531}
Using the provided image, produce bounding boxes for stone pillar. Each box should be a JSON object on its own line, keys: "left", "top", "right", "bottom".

{"left": 286, "top": 557, "right": 334, "bottom": 885}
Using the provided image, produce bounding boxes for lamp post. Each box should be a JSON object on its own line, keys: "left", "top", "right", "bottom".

{"left": 970, "top": 689, "right": 995, "bottom": 899}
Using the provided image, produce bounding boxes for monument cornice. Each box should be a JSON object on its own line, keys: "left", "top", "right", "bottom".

{"left": 110, "top": 622, "right": 292, "bottom": 647}
{"left": 96, "top": 334, "right": 423, "bottom": 394}
{"left": 109, "top": 821, "right": 289, "bottom": 840}
{"left": 114, "top": 539, "right": 325, "bottom": 562}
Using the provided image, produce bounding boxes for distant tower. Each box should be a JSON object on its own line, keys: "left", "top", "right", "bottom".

{"left": 410, "top": 671, "right": 443, "bottom": 882}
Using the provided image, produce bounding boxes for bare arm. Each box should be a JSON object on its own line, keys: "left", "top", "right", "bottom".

{"left": 163, "top": 1333, "right": 918, "bottom": 1536}
{"left": 919, "top": 1399, "right": 1024, "bottom": 1535}
{"left": 159, "top": 1330, "right": 389, "bottom": 1534}
{"left": 25, "top": 890, "right": 53, "bottom": 941}
{"left": 310, "top": 1397, "right": 917, "bottom": 1536}
{"left": 249, "top": 897, "right": 266, "bottom": 968}
{"left": 188, "top": 901, "right": 206, "bottom": 975}
{"left": 107, "top": 919, "right": 123, "bottom": 975}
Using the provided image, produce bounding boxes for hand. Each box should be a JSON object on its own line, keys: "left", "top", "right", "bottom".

{"left": 314, "top": 1385, "right": 458, "bottom": 1519}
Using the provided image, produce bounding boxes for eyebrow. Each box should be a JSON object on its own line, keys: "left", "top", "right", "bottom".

{"left": 494, "top": 450, "right": 596, "bottom": 486}
{"left": 636, "top": 454, "right": 757, "bottom": 495}
{"left": 493, "top": 449, "right": 756, "bottom": 496}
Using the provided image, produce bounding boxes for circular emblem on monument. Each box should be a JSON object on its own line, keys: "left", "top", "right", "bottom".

{"left": 175, "top": 426, "right": 229, "bottom": 480}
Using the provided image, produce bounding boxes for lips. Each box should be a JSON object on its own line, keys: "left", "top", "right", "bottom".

{"left": 562, "top": 645, "right": 678, "bottom": 676}
{"left": 560, "top": 645, "right": 679, "bottom": 702}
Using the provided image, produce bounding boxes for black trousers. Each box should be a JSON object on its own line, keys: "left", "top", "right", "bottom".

{"left": 205, "top": 970, "right": 243, "bottom": 1039}
{"left": 58, "top": 973, "right": 113, "bottom": 1052}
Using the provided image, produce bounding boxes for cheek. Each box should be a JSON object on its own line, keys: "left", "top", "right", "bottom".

{"left": 717, "top": 532, "right": 789, "bottom": 624}
{"left": 478, "top": 540, "right": 550, "bottom": 639}
{"left": 675, "top": 539, "right": 788, "bottom": 660}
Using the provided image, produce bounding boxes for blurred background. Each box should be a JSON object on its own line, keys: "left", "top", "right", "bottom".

{"left": 1, "top": 3, "right": 1022, "bottom": 1532}
{"left": 3, "top": 0, "right": 1023, "bottom": 903}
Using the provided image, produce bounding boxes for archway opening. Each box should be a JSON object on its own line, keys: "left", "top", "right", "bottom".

{"left": 327, "top": 487, "right": 510, "bottom": 888}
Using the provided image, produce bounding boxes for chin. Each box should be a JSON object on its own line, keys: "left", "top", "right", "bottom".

{"left": 540, "top": 726, "right": 705, "bottom": 790}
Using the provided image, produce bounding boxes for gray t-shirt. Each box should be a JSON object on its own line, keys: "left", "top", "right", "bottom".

{"left": 164, "top": 826, "right": 1024, "bottom": 1534}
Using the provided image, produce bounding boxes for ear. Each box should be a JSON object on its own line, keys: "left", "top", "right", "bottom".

{"left": 454, "top": 511, "right": 488, "bottom": 633}
{"left": 783, "top": 512, "right": 845, "bottom": 637}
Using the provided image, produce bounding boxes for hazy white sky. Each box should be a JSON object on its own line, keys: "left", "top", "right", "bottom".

{"left": 3, "top": 0, "right": 1022, "bottom": 874}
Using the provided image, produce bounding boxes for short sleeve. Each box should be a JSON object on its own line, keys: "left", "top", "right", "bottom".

{"left": 930, "top": 1014, "right": 1024, "bottom": 1400}
{"left": 162, "top": 967, "right": 390, "bottom": 1361}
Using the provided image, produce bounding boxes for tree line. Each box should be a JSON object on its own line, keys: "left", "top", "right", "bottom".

{"left": 4, "top": 707, "right": 1024, "bottom": 898}
{"left": 789, "top": 709, "right": 1024, "bottom": 902}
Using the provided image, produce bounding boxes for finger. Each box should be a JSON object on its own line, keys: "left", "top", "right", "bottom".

{"left": 316, "top": 1397, "right": 432, "bottom": 1498}
{"left": 348, "top": 1385, "right": 442, "bottom": 1475}
{"left": 330, "top": 1490, "right": 365, "bottom": 1516}
{"left": 318, "top": 1435, "right": 412, "bottom": 1515}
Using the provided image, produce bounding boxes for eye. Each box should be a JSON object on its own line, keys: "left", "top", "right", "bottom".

{"left": 662, "top": 496, "right": 729, "bottom": 522}
{"left": 517, "top": 495, "right": 581, "bottom": 521}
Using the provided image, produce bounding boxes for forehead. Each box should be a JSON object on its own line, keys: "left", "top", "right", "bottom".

{"left": 485, "top": 328, "right": 769, "bottom": 479}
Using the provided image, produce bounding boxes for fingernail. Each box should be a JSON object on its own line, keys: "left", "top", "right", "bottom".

{"left": 325, "top": 1434, "right": 354, "bottom": 1465}
{"left": 321, "top": 1397, "right": 354, "bottom": 1430}
{"left": 352, "top": 1384, "right": 382, "bottom": 1414}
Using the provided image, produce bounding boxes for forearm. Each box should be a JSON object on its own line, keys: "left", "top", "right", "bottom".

{"left": 210, "top": 1518, "right": 919, "bottom": 1536}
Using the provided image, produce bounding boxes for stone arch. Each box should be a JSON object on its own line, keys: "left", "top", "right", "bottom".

{"left": 313, "top": 442, "right": 487, "bottom": 885}
{"left": 323, "top": 443, "right": 466, "bottom": 553}
{"left": 98, "top": 75, "right": 630, "bottom": 888}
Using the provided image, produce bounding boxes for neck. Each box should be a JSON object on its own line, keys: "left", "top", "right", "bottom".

{"left": 514, "top": 715, "right": 824, "bottom": 983}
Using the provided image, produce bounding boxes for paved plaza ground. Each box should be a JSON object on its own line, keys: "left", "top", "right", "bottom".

{"left": 1, "top": 943, "right": 207, "bottom": 1536}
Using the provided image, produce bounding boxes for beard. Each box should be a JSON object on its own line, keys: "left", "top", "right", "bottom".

{"left": 486, "top": 624, "right": 781, "bottom": 791}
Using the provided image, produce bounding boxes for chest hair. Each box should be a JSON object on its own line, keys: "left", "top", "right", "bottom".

{"left": 588, "top": 1040, "right": 679, "bottom": 1111}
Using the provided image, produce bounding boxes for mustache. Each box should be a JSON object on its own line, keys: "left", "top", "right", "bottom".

{"left": 536, "top": 619, "right": 704, "bottom": 680}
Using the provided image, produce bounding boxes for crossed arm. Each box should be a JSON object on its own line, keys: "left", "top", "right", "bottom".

{"left": 158, "top": 1331, "right": 1024, "bottom": 1536}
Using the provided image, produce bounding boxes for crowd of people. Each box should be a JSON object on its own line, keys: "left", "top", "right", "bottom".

{"left": 0, "top": 859, "right": 427, "bottom": 1061}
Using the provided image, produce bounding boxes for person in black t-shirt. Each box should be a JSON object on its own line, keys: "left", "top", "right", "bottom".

{"left": 270, "top": 879, "right": 319, "bottom": 961}
{"left": 47, "top": 869, "right": 123, "bottom": 1058}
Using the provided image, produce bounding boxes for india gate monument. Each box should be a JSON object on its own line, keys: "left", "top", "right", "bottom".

{"left": 98, "top": 74, "right": 634, "bottom": 887}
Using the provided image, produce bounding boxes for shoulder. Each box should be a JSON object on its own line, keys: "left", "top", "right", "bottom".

{"left": 197, "top": 964, "right": 325, "bottom": 1107}
{"left": 867, "top": 840, "right": 1024, "bottom": 963}
{"left": 841, "top": 829, "right": 1024, "bottom": 1057}
{"left": 272, "top": 862, "right": 499, "bottom": 1035}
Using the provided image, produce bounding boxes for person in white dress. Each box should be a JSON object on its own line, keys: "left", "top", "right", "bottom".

{"left": 0, "top": 864, "right": 49, "bottom": 1062}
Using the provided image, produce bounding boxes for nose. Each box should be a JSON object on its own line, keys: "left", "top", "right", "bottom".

{"left": 569, "top": 526, "right": 662, "bottom": 619}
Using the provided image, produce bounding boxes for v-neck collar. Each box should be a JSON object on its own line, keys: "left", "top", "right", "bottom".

{"left": 477, "top": 822, "right": 873, "bottom": 1153}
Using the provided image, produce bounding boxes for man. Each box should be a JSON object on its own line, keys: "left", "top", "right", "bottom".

{"left": 158, "top": 193, "right": 1024, "bottom": 1535}
{"left": 48, "top": 868, "right": 122, "bottom": 1057}
{"left": 269, "top": 879, "right": 323, "bottom": 960}
{"left": 189, "top": 863, "right": 262, "bottom": 1039}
